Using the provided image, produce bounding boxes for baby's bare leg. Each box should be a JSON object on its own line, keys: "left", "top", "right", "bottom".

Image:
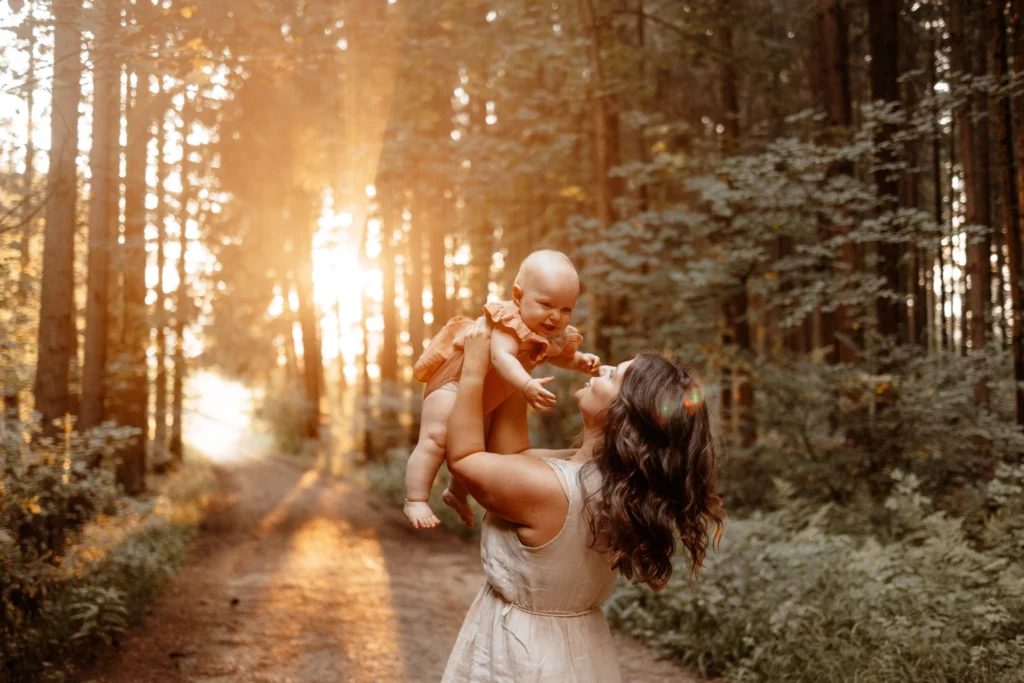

{"left": 404, "top": 387, "right": 458, "bottom": 529}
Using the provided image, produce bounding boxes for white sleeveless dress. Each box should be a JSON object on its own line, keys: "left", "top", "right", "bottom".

{"left": 441, "top": 458, "right": 621, "bottom": 682}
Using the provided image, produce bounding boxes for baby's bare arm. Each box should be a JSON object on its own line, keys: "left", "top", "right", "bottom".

{"left": 548, "top": 351, "right": 600, "bottom": 375}
{"left": 546, "top": 353, "right": 581, "bottom": 371}
{"left": 490, "top": 327, "right": 534, "bottom": 392}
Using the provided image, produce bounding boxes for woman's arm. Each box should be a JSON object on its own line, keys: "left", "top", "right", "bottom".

{"left": 447, "top": 320, "right": 567, "bottom": 527}
{"left": 485, "top": 393, "right": 576, "bottom": 460}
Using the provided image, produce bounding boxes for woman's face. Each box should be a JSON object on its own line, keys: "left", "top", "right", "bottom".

{"left": 575, "top": 358, "right": 633, "bottom": 424}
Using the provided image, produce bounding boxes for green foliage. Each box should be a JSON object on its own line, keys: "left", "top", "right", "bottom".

{"left": 258, "top": 380, "right": 315, "bottom": 454}
{"left": 0, "top": 426, "right": 213, "bottom": 682}
{"left": 605, "top": 476, "right": 1024, "bottom": 683}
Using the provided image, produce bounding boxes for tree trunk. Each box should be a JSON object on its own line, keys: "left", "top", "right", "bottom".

{"left": 153, "top": 92, "right": 169, "bottom": 463}
{"left": 113, "top": 65, "right": 151, "bottom": 495}
{"left": 379, "top": 207, "right": 400, "bottom": 385}
{"left": 577, "top": 0, "right": 612, "bottom": 353}
{"left": 293, "top": 193, "right": 323, "bottom": 439}
{"left": 4, "top": 0, "right": 37, "bottom": 425}
{"left": 953, "top": 0, "right": 992, "bottom": 408}
{"left": 284, "top": 312, "right": 300, "bottom": 384}
{"left": 716, "top": 18, "right": 754, "bottom": 447}
{"left": 16, "top": 0, "right": 37, "bottom": 306}
{"left": 34, "top": 0, "right": 82, "bottom": 438}
{"left": 868, "top": 0, "right": 902, "bottom": 341}
{"left": 358, "top": 217, "right": 375, "bottom": 457}
{"left": 170, "top": 92, "right": 191, "bottom": 462}
{"left": 1007, "top": 0, "right": 1024, "bottom": 429}
{"left": 469, "top": 217, "right": 492, "bottom": 315}
{"left": 900, "top": 17, "right": 928, "bottom": 351}
{"left": 930, "top": 27, "right": 949, "bottom": 353}
{"left": 80, "top": 0, "right": 119, "bottom": 433}
{"left": 818, "top": 0, "right": 859, "bottom": 364}
{"left": 408, "top": 196, "right": 426, "bottom": 364}
{"left": 407, "top": 196, "right": 426, "bottom": 440}
{"left": 949, "top": 118, "right": 966, "bottom": 354}
{"left": 428, "top": 206, "right": 449, "bottom": 334}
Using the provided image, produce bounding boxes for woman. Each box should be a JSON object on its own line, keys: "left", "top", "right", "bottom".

{"left": 442, "top": 319, "right": 724, "bottom": 682}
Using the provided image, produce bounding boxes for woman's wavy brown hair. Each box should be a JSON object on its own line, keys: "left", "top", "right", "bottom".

{"left": 586, "top": 352, "right": 725, "bottom": 590}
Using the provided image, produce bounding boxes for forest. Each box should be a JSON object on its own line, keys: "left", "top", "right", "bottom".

{"left": 2, "top": 0, "right": 1024, "bottom": 681}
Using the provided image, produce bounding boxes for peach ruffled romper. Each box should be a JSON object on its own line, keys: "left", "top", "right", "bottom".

{"left": 413, "top": 301, "right": 583, "bottom": 414}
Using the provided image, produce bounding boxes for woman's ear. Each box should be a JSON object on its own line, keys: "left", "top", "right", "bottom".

{"left": 512, "top": 284, "right": 523, "bottom": 304}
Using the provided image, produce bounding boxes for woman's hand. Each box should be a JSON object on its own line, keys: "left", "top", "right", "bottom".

{"left": 462, "top": 316, "right": 492, "bottom": 379}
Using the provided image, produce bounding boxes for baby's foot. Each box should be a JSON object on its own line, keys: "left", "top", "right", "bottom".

{"left": 404, "top": 499, "right": 440, "bottom": 529}
{"left": 443, "top": 488, "right": 475, "bottom": 527}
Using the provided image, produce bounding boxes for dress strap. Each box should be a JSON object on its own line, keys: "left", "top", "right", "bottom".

{"left": 541, "top": 458, "right": 584, "bottom": 520}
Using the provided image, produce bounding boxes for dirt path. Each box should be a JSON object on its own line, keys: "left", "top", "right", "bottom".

{"left": 76, "top": 375, "right": 697, "bottom": 682}
{"left": 76, "top": 452, "right": 698, "bottom": 683}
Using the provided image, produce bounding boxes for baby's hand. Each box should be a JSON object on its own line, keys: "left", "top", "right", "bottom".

{"left": 578, "top": 353, "right": 601, "bottom": 376}
{"left": 524, "top": 377, "right": 557, "bottom": 412}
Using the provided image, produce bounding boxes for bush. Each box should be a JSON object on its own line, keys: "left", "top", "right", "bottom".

{"left": 259, "top": 380, "right": 315, "bottom": 454}
{"left": 0, "top": 423, "right": 213, "bottom": 682}
{"left": 729, "top": 347, "right": 1024, "bottom": 518}
{"left": 605, "top": 474, "right": 1024, "bottom": 682}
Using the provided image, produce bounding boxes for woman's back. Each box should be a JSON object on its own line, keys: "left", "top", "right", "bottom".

{"left": 442, "top": 458, "right": 620, "bottom": 682}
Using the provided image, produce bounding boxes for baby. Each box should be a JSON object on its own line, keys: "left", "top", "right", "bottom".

{"left": 404, "top": 250, "right": 601, "bottom": 528}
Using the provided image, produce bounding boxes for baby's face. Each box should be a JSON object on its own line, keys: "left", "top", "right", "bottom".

{"left": 515, "top": 270, "right": 579, "bottom": 338}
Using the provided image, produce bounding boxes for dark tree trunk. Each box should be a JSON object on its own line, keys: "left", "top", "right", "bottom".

{"left": 170, "top": 94, "right": 191, "bottom": 462}
{"left": 818, "top": 0, "right": 859, "bottom": 364}
{"left": 17, "top": 0, "right": 37, "bottom": 305}
{"left": 408, "top": 196, "right": 426, "bottom": 365}
{"left": 358, "top": 218, "right": 374, "bottom": 457}
{"left": 901, "top": 15, "right": 928, "bottom": 350}
{"left": 930, "top": 27, "right": 949, "bottom": 353}
{"left": 868, "top": 0, "right": 903, "bottom": 341}
{"left": 114, "top": 65, "right": 152, "bottom": 495}
{"left": 5, "top": 0, "right": 37, "bottom": 425}
{"left": 406, "top": 196, "right": 426, "bottom": 439}
{"left": 949, "top": 118, "right": 966, "bottom": 354}
{"left": 80, "top": 0, "right": 119, "bottom": 433}
{"left": 952, "top": 0, "right": 992, "bottom": 407}
{"left": 577, "top": 0, "right": 612, "bottom": 352}
{"left": 34, "top": 0, "right": 82, "bottom": 438}
{"left": 293, "top": 193, "right": 323, "bottom": 439}
{"left": 1007, "top": 0, "right": 1024, "bottom": 429}
{"left": 717, "top": 18, "right": 754, "bottom": 447}
{"left": 153, "top": 92, "right": 170, "bottom": 463}
{"left": 428, "top": 206, "right": 449, "bottom": 334}
{"left": 379, "top": 206, "right": 400, "bottom": 385}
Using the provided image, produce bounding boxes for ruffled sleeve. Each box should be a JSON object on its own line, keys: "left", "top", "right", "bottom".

{"left": 484, "top": 301, "right": 550, "bottom": 348}
{"left": 551, "top": 325, "right": 583, "bottom": 360}
{"left": 483, "top": 301, "right": 584, "bottom": 364}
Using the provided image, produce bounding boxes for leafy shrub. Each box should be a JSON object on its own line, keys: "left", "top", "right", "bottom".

{"left": 725, "top": 347, "right": 1024, "bottom": 519}
{"left": 259, "top": 381, "right": 314, "bottom": 454}
{"left": 0, "top": 422, "right": 213, "bottom": 682}
{"left": 605, "top": 475, "right": 1024, "bottom": 682}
